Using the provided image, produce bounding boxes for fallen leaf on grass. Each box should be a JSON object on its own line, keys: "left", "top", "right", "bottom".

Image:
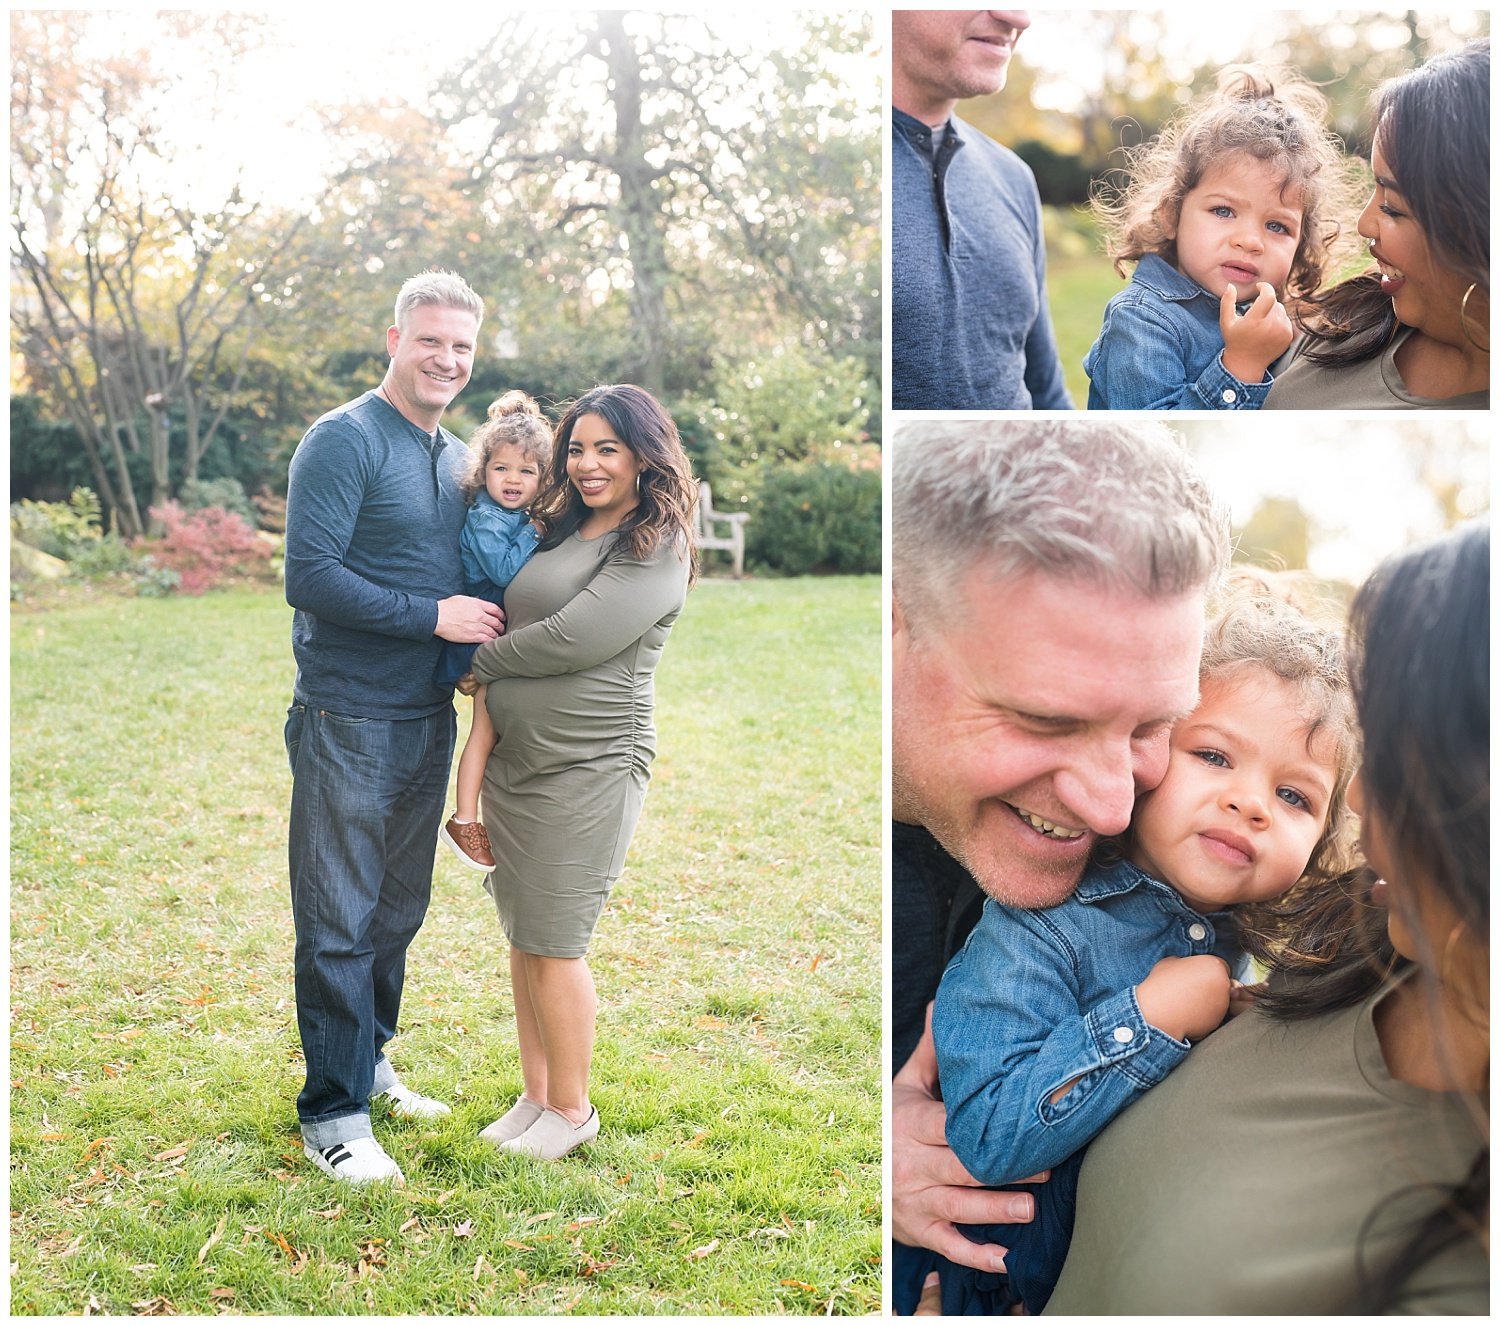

{"left": 679, "top": 1131, "right": 709, "bottom": 1149}
{"left": 749, "top": 1227, "right": 790, "bottom": 1240}
{"left": 809, "top": 953, "right": 824, "bottom": 973}
{"left": 316, "top": 1206, "right": 345, "bottom": 1221}
{"left": 131, "top": 1296, "right": 176, "bottom": 1315}
{"left": 80, "top": 1139, "right": 112, "bottom": 1162}
{"left": 471, "top": 1254, "right": 487, "bottom": 1282}
{"left": 452, "top": 1220, "right": 474, "bottom": 1239}
{"left": 780, "top": 1280, "right": 818, "bottom": 1292}
{"left": 266, "top": 1231, "right": 308, "bottom": 1272}
{"left": 196, "top": 1213, "right": 227, "bottom": 1264}
{"left": 500, "top": 1240, "right": 533, "bottom": 1251}
{"left": 397, "top": 1215, "right": 420, "bottom": 1233}
{"left": 58, "top": 1231, "right": 86, "bottom": 1258}
{"left": 208, "top": 1289, "right": 235, "bottom": 1302}
{"left": 687, "top": 1239, "right": 719, "bottom": 1260}
{"left": 578, "top": 1254, "right": 620, "bottom": 1276}
{"left": 523, "top": 1211, "right": 557, "bottom": 1227}
{"left": 39, "top": 1132, "right": 66, "bottom": 1142}
{"left": 153, "top": 1144, "right": 190, "bottom": 1163}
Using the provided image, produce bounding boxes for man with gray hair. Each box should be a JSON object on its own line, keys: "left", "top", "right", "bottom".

{"left": 890, "top": 419, "right": 1229, "bottom": 1305}
{"left": 283, "top": 269, "right": 502, "bottom": 1185}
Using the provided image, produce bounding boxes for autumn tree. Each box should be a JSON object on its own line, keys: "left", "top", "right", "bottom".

{"left": 431, "top": 11, "right": 879, "bottom": 397}
{"left": 10, "top": 11, "right": 309, "bottom": 534}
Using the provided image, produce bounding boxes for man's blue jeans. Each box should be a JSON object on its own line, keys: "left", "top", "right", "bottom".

{"left": 285, "top": 702, "right": 455, "bottom": 1149}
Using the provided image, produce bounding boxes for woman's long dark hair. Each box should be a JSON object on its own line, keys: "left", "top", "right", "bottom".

{"left": 532, "top": 383, "right": 698, "bottom": 583}
{"left": 1260, "top": 521, "right": 1489, "bottom": 1309}
{"left": 1295, "top": 38, "right": 1489, "bottom": 366}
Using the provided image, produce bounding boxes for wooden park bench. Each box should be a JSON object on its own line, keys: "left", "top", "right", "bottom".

{"left": 696, "top": 480, "right": 749, "bottom": 577}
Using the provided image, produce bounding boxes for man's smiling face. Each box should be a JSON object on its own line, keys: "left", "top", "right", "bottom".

{"left": 384, "top": 304, "right": 478, "bottom": 429}
{"left": 892, "top": 565, "right": 1205, "bottom": 908}
{"left": 891, "top": 10, "right": 1031, "bottom": 122}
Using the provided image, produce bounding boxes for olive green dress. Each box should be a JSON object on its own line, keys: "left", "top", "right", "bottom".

{"left": 470, "top": 530, "right": 690, "bottom": 958}
{"left": 1264, "top": 326, "right": 1490, "bottom": 409}
{"left": 1045, "top": 968, "right": 1487, "bottom": 1314}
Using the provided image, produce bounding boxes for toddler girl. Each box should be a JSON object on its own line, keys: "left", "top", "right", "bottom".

{"left": 437, "top": 391, "right": 551, "bottom": 872}
{"left": 1085, "top": 67, "right": 1357, "bottom": 410}
{"left": 915, "top": 574, "right": 1362, "bottom": 1315}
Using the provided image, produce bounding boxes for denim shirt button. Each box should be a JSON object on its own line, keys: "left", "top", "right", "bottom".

{"left": 1220, "top": 388, "right": 1237, "bottom": 404}
{"left": 1188, "top": 922, "right": 1207, "bottom": 942}
{"left": 1112, "top": 1026, "right": 1134, "bottom": 1044}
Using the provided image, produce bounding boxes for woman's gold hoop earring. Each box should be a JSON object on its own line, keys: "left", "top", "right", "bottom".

{"left": 1459, "top": 282, "right": 1489, "bottom": 353}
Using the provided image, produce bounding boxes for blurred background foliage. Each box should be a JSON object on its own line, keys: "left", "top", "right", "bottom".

{"left": 10, "top": 10, "right": 880, "bottom": 574}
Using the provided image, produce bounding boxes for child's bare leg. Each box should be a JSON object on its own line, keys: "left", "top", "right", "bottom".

{"left": 456, "top": 686, "right": 496, "bottom": 821}
{"left": 440, "top": 685, "right": 498, "bottom": 872}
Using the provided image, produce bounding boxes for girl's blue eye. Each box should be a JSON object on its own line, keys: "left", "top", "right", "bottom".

{"left": 1266, "top": 220, "right": 1291, "bottom": 235}
{"left": 1194, "top": 749, "right": 1229, "bottom": 768}
{"left": 1278, "top": 787, "right": 1311, "bottom": 811}
{"left": 1211, "top": 205, "right": 1233, "bottom": 218}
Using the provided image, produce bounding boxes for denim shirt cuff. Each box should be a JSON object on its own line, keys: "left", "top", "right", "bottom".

{"left": 1193, "top": 351, "right": 1273, "bottom": 409}
{"left": 1082, "top": 986, "right": 1190, "bottom": 1087}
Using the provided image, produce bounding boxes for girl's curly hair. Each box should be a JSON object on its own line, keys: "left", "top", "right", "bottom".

{"left": 1092, "top": 65, "right": 1364, "bottom": 301}
{"left": 458, "top": 390, "right": 553, "bottom": 507}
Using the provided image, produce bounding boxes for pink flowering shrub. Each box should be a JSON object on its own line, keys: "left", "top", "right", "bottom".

{"left": 138, "top": 502, "right": 273, "bottom": 595}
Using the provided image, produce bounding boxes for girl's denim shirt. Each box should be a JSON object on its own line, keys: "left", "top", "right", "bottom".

{"left": 933, "top": 854, "right": 1240, "bottom": 1187}
{"left": 1084, "top": 253, "right": 1281, "bottom": 410}
{"left": 459, "top": 493, "right": 540, "bottom": 598}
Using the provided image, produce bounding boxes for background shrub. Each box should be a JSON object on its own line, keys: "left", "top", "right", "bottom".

{"left": 135, "top": 503, "right": 273, "bottom": 595}
{"left": 177, "top": 476, "right": 256, "bottom": 524}
{"left": 10, "top": 488, "right": 105, "bottom": 559}
{"left": 746, "top": 461, "right": 881, "bottom": 576}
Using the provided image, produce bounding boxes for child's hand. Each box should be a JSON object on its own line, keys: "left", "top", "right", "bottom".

{"left": 1227, "top": 979, "right": 1268, "bottom": 1018}
{"left": 454, "top": 672, "right": 480, "bottom": 696}
{"left": 1136, "top": 954, "right": 1232, "bottom": 1042}
{"left": 1219, "top": 281, "right": 1294, "bottom": 385}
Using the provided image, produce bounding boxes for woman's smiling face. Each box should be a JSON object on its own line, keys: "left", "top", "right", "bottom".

{"left": 565, "top": 411, "right": 644, "bottom": 526}
{"left": 1357, "top": 133, "right": 1476, "bottom": 344}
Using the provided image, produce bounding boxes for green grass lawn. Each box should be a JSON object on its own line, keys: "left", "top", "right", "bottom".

{"left": 1043, "top": 206, "right": 1124, "bottom": 408}
{"left": 10, "top": 576, "right": 882, "bottom": 1315}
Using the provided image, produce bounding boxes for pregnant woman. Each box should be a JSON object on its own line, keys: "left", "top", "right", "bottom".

{"left": 470, "top": 384, "right": 697, "bottom": 1160}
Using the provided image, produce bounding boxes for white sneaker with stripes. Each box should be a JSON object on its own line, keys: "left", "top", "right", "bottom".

{"left": 375, "top": 1081, "right": 452, "bottom": 1119}
{"left": 303, "top": 1137, "right": 406, "bottom": 1185}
